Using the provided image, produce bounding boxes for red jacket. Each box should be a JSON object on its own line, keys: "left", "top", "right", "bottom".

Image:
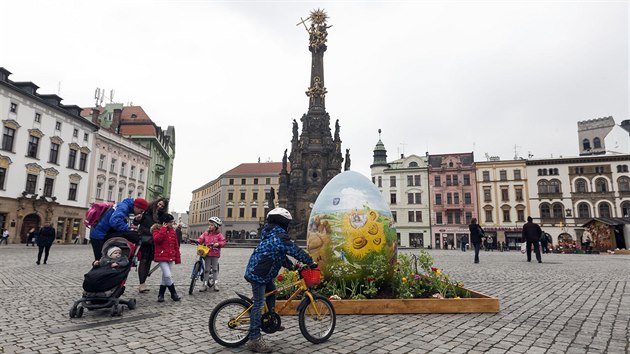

{"left": 197, "top": 231, "right": 227, "bottom": 257}
{"left": 153, "top": 226, "right": 181, "bottom": 264}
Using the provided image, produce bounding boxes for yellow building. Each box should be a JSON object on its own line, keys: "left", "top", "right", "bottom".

{"left": 189, "top": 162, "right": 282, "bottom": 241}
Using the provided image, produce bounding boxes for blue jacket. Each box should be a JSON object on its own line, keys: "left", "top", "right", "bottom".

{"left": 90, "top": 198, "right": 135, "bottom": 240}
{"left": 244, "top": 223, "right": 313, "bottom": 284}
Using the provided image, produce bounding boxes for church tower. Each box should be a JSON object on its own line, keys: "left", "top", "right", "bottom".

{"left": 278, "top": 9, "right": 344, "bottom": 241}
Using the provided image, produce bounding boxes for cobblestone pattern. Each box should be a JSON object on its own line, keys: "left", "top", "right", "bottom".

{"left": 0, "top": 245, "right": 628, "bottom": 353}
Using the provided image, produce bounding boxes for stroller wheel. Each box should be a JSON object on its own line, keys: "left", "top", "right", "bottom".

{"left": 69, "top": 305, "right": 77, "bottom": 318}
{"left": 111, "top": 304, "right": 123, "bottom": 317}
{"left": 127, "top": 298, "right": 137, "bottom": 310}
{"left": 76, "top": 306, "right": 84, "bottom": 318}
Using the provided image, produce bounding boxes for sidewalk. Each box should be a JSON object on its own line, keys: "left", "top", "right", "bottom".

{"left": 0, "top": 244, "right": 628, "bottom": 353}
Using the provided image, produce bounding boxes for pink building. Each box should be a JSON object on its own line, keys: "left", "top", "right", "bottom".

{"left": 428, "top": 152, "right": 478, "bottom": 249}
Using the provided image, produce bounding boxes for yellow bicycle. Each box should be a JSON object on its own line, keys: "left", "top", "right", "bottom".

{"left": 208, "top": 264, "right": 336, "bottom": 347}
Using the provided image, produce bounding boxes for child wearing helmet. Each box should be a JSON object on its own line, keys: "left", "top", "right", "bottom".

{"left": 197, "top": 216, "right": 226, "bottom": 292}
{"left": 244, "top": 207, "right": 315, "bottom": 353}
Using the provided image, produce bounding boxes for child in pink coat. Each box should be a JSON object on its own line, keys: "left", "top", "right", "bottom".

{"left": 196, "top": 217, "right": 226, "bottom": 291}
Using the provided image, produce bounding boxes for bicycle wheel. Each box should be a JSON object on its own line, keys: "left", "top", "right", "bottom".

{"left": 209, "top": 298, "right": 251, "bottom": 347}
{"left": 298, "top": 294, "right": 336, "bottom": 344}
{"left": 189, "top": 261, "right": 201, "bottom": 295}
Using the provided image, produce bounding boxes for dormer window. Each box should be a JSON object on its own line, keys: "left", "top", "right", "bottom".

{"left": 593, "top": 137, "right": 602, "bottom": 149}
{"left": 10, "top": 102, "right": 17, "bottom": 113}
{"left": 582, "top": 139, "right": 591, "bottom": 150}
{"left": 131, "top": 114, "right": 137, "bottom": 118}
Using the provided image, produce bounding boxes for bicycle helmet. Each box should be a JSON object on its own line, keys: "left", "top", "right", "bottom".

{"left": 208, "top": 216, "right": 223, "bottom": 226}
{"left": 266, "top": 207, "right": 292, "bottom": 230}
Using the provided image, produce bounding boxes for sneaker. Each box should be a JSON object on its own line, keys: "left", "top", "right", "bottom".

{"left": 213, "top": 283, "right": 219, "bottom": 292}
{"left": 199, "top": 284, "right": 208, "bottom": 292}
{"left": 246, "top": 337, "right": 272, "bottom": 353}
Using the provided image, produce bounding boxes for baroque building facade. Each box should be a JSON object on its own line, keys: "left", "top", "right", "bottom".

{"left": 0, "top": 68, "right": 99, "bottom": 243}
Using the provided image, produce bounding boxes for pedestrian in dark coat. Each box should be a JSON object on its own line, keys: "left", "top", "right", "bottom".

{"left": 134, "top": 197, "right": 169, "bottom": 293}
{"left": 36, "top": 222, "right": 56, "bottom": 265}
{"left": 469, "top": 218, "right": 484, "bottom": 264}
{"left": 522, "top": 216, "right": 542, "bottom": 263}
{"left": 26, "top": 227, "right": 37, "bottom": 246}
{"left": 540, "top": 231, "right": 550, "bottom": 254}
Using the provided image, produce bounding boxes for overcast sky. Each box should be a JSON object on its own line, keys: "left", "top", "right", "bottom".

{"left": 1, "top": 0, "right": 627, "bottom": 212}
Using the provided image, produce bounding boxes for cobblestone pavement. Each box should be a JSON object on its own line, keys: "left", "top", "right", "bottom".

{"left": 0, "top": 244, "right": 628, "bottom": 354}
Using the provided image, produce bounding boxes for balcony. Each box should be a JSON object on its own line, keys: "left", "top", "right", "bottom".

{"left": 155, "top": 164, "right": 165, "bottom": 175}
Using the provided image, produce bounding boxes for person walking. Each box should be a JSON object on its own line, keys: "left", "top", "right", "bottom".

{"left": 134, "top": 197, "right": 169, "bottom": 293}
{"left": 36, "top": 222, "right": 56, "bottom": 265}
{"left": 197, "top": 217, "right": 226, "bottom": 292}
{"left": 522, "top": 216, "right": 543, "bottom": 263}
{"left": 460, "top": 235, "right": 467, "bottom": 252}
{"left": 1, "top": 229, "right": 9, "bottom": 245}
{"left": 89, "top": 198, "right": 149, "bottom": 260}
{"left": 152, "top": 213, "right": 181, "bottom": 303}
{"left": 26, "top": 227, "right": 37, "bottom": 246}
{"left": 469, "top": 218, "right": 484, "bottom": 264}
{"left": 175, "top": 224, "right": 183, "bottom": 247}
{"left": 540, "top": 231, "right": 550, "bottom": 254}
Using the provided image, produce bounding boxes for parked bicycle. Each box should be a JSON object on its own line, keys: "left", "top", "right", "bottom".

{"left": 208, "top": 263, "right": 335, "bottom": 347}
{"left": 188, "top": 242, "right": 216, "bottom": 295}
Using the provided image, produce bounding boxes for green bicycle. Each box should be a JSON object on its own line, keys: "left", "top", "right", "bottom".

{"left": 208, "top": 264, "right": 336, "bottom": 347}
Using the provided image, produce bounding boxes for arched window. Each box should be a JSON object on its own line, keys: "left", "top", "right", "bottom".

{"left": 575, "top": 179, "right": 587, "bottom": 193}
{"left": 538, "top": 169, "right": 543, "bottom": 176}
{"left": 448, "top": 162, "right": 454, "bottom": 167}
{"left": 622, "top": 201, "right": 630, "bottom": 217}
{"left": 409, "top": 161, "right": 418, "bottom": 167}
{"left": 552, "top": 203, "right": 564, "bottom": 218}
{"left": 595, "top": 178, "right": 608, "bottom": 192}
{"left": 593, "top": 137, "right": 601, "bottom": 149}
{"left": 578, "top": 203, "right": 590, "bottom": 218}
{"left": 538, "top": 180, "right": 549, "bottom": 194}
{"left": 583, "top": 139, "right": 591, "bottom": 150}
{"left": 549, "top": 179, "right": 561, "bottom": 193}
{"left": 598, "top": 203, "right": 611, "bottom": 217}
{"left": 618, "top": 177, "right": 630, "bottom": 192}
{"left": 540, "top": 203, "right": 551, "bottom": 218}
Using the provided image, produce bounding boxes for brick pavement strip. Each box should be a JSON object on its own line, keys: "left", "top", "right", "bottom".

{"left": 1, "top": 245, "right": 629, "bottom": 353}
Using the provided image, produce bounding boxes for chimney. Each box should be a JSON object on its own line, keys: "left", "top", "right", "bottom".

{"left": 401, "top": 154, "right": 404, "bottom": 159}
{"left": 91, "top": 108, "right": 100, "bottom": 125}
{"left": 112, "top": 108, "right": 122, "bottom": 134}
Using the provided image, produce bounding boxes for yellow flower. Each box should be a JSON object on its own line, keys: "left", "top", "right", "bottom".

{"left": 454, "top": 296, "right": 461, "bottom": 299}
{"left": 435, "top": 269, "right": 442, "bottom": 275}
{"left": 402, "top": 277, "right": 408, "bottom": 283}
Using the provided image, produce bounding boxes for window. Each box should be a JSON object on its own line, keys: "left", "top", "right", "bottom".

{"left": 446, "top": 175, "right": 452, "bottom": 186}
{"left": 435, "top": 193, "right": 442, "bottom": 205}
{"left": 10, "top": 102, "right": 17, "bottom": 113}
{"left": 118, "top": 187, "right": 123, "bottom": 201}
{"left": 552, "top": 204, "right": 564, "bottom": 218}
{"left": 110, "top": 158, "right": 117, "bottom": 172}
{"left": 107, "top": 185, "right": 114, "bottom": 201}
{"left": 503, "top": 209, "right": 511, "bottom": 222}
{"left": 617, "top": 165, "right": 629, "bottom": 173}
{"left": 229, "top": 178, "right": 234, "bottom": 185}
{"left": 515, "top": 187, "right": 523, "bottom": 201}
{"left": 139, "top": 169, "right": 144, "bottom": 180}
{"left": 517, "top": 209, "right": 525, "bottom": 222}
{"left": 228, "top": 192, "right": 234, "bottom": 201}
{"left": 390, "top": 193, "right": 397, "bottom": 204}
{"left": 240, "top": 192, "right": 246, "bottom": 200}
{"left": 27, "top": 136, "right": 39, "bottom": 158}
{"left": 67, "top": 149, "right": 77, "bottom": 169}
{"left": 415, "top": 193, "right": 422, "bottom": 204}
{"left": 435, "top": 212, "right": 442, "bottom": 224}
{"left": 253, "top": 178, "right": 258, "bottom": 185}
{"left": 372, "top": 177, "right": 375, "bottom": 185}
{"left": 408, "top": 211, "right": 422, "bottom": 222}
{"left": 465, "top": 212, "right": 472, "bottom": 224}
{"left": 499, "top": 170, "right": 507, "bottom": 181}
{"left": 538, "top": 180, "right": 549, "bottom": 193}
{"left": 252, "top": 191, "right": 258, "bottom": 200}
{"left": 0, "top": 167, "right": 5, "bottom": 189}
{"left": 455, "top": 211, "right": 461, "bottom": 224}
{"left": 549, "top": 180, "right": 561, "bottom": 193}
{"left": 47, "top": 143, "right": 59, "bottom": 164}
{"left": 43, "top": 178, "right": 54, "bottom": 197}
{"left": 501, "top": 188, "right": 509, "bottom": 201}
{"left": 485, "top": 210, "right": 493, "bottom": 222}
{"left": 408, "top": 193, "right": 422, "bottom": 204}
{"left": 446, "top": 211, "right": 453, "bottom": 224}
{"left": 463, "top": 174, "right": 470, "bottom": 186}
{"left": 73, "top": 128, "right": 78, "bottom": 138}
{"left": 578, "top": 203, "right": 590, "bottom": 218}
{"left": 483, "top": 187, "right": 491, "bottom": 202}
{"left": 407, "top": 175, "right": 413, "bottom": 186}
{"left": 130, "top": 165, "right": 135, "bottom": 178}
{"left": 227, "top": 208, "right": 233, "bottom": 218}
{"left": 35, "top": 112, "right": 41, "bottom": 122}
{"left": 595, "top": 178, "right": 607, "bottom": 192}
{"left": 55, "top": 121, "right": 61, "bottom": 130}
{"left": 514, "top": 170, "right": 521, "bottom": 180}
{"left": 26, "top": 174, "right": 38, "bottom": 194}
{"left": 447, "top": 193, "right": 452, "bottom": 204}
{"left": 434, "top": 176, "right": 441, "bottom": 187}
{"left": 598, "top": 203, "right": 611, "bottom": 218}
{"left": 79, "top": 152, "right": 88, "bottom": 171}
{"left": 390, "top": 176, "right": 396, "bottom": 187}
{"left": 83, "top": 133, "right": 89, "bottom": 142}
{"left": 378, "top": 176, "right": 382, "bottom": 187}
{"left": 98, "top": 155, "right": 105, "bottom": 169}
{"left": 464, "top": 192, "right": 471, "bottom": 204}
{"left": 595, "top": 166, "right": 604, "bottom": 174}
{"left": 409, "top": 161, "right": 418, "bottom": 167}
{"left": 414, "top": 175, "right": 421, "bottom": 186}
{"left": 120, "top": 162, "right": 126, "bottom": 176}
{"left": 391, "top": 211, "right": 397, "bottom": 222}
{"left": 540, "top": 204, "right": 551, "bottom": 218}
{"left": 239, "top": 208, "right": 245, "bottom": 218}
{"left": 252, "top": 208, "right": 257, "bottom": 218}
{"left": 68, "top": 183, "right": 78, "bottom": 201}
{"left": 453, "top": 193, "right": 459, "bottom": 204}
{"left": 2, "top": 127, "right": 15, "bottom": 151}
{"left": 618, "top": 177, "right": 630, "bottom": 192}
{"left": 575, "top": 179, "right": 587, "bottom": 193}
{"left": 266, "top": 177, "right": 271, "bottom": 184}
{"left": 241, "top": 178, "right": 246, "bottom": 185}
{"left": 582, "top": 139, "right": 591, "bottom": 150}
{"left": 482, "top": 171, "right": 490, "bottom": 182}
{"left": 593, "top": 137, "right": 601, "bottom": 149}
{"left": 96, "top": 182, "right": 103, "bottom": 199}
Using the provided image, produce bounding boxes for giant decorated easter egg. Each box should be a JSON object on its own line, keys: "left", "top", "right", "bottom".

{"left": 307, "top": 170, "right": 397, "bottom": 283}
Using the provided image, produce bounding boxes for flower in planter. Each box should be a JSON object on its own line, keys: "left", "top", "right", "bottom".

{"left": 277, "top": 275, "right": 284, "bottom": 281}
{"left": 402, "top": 277, "right": 408, "bottom": 283}
{"left": 329, "top": 295, "right": 341, "bottom": 300}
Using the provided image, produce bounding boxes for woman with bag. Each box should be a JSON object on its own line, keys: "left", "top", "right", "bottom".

{"left": 134, "top": 197, "right": 169, "bottom": 293}
{"left": 196, "top": 217, "right": 226, "bottom": 292}
{"left": 469, "top": 218, "right": 485, "bottom": 264}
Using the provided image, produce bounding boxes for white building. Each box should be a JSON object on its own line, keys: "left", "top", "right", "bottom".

{"left": 0, "top": 68, "right": 100, "bottom": 243}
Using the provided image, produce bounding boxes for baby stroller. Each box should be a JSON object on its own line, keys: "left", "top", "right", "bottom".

{"left": 69, "top": 237, "right": 139, "bottom": 318}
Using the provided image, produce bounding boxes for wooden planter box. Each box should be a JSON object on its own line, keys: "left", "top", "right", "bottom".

{"left": 276, "top": 289, "right": 499, "bottom": 315}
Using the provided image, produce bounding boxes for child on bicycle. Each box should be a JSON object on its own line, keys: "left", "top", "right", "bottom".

{"left": 244, "top": 207, "right": 315, "bottom": 353}
{"left": 197, "top": 216, "right": 226, "bottom": 292}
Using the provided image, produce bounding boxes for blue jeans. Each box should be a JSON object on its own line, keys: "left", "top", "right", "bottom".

{"left": 249, "top": 281, "right": 276, "bottom": 340}
{"left": 473, "top": 242, "right": 481, "bottom": 263}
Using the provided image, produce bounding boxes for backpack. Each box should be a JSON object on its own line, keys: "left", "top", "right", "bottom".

{"left": 84, "top": 202, "right": 114, "bottom": 228}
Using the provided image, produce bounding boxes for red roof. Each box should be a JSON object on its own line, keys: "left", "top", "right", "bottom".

{"left": 224, "top": 162, "right": 287, "bottom": 176}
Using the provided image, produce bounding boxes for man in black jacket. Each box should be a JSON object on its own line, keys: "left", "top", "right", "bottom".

{"left": 522, "top": 216, "right": 542, "bottom": 263}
